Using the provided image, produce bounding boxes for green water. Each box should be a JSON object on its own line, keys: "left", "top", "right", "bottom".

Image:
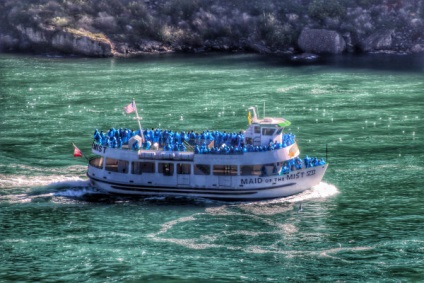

{"left": 0, "top": 53, "right": 423, "bottom": 282}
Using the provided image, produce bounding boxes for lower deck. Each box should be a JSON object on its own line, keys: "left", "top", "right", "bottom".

{"left": 87, "top": 155, "right": 327, "bottom": 199}
{"left": 88, "top": 165, "right": 327, "bottom": 200}
{"left": 88, "top": 154, "right": 324, "bottom": 184}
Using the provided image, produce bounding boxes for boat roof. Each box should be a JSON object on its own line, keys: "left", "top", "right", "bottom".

{"left": 252, "top": 117, "right": 291, "bottom": 127}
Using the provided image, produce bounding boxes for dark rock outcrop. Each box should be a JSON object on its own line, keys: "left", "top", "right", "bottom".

{"left": 15, "top": 26, "right": 113, "bottom": 57}
{"left": 361, "top": 30, "right": 394, "bottom": 52}
{"left": 52, "top": 31, "right": 113, "bottom": 57}
{"left": 411, "top": 44, "right": 424, "bottom": 53}
{"left": 298, "top": 28, "right": 346, "bottom": 54}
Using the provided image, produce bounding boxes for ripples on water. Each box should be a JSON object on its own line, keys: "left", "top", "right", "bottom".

{"left": 0, "top": 53, "right": 423, "bottom": 282}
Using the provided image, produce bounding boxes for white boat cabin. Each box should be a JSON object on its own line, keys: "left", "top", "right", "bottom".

{"left": 244, "top": 107, "right": 291, "bottom": 147}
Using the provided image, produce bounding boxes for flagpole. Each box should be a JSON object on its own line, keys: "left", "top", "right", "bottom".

{"left": 132, "top": 98, "right": 145, "bottom": 142}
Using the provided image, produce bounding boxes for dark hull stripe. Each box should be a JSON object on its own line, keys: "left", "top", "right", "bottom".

{"left": 111, "top": 185, "right": 258, "bottom": 195}
{"left": 88, "top": 175, "right": 296, "bottom": 195}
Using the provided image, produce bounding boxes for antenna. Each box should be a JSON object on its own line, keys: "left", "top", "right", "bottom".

{"left": 326, "top": 143, "right": 328, "bottom": 162}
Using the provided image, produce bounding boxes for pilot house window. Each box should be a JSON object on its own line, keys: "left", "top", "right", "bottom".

{"left": 262, "top": 128, "right": 276, "bottom": 136}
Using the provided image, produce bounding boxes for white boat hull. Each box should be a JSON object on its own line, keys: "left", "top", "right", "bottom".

{"left": 87, "top": 164, "right": 328, "bottom": 200}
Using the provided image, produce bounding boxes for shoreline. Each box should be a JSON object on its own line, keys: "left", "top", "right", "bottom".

{"left": 0, "top": 47, "right": 420, "bottom": 60}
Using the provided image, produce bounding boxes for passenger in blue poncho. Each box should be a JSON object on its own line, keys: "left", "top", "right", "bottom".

{"left": 132, "top": 140, "right": 140, "bottom": 150}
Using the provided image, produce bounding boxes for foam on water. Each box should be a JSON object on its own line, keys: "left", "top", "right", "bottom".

{"left": 53, "top": 187, "right": 100, "bottom": 198}
{"left": 241, "top": 181, "right": 339, "bottom": 207}
{"left": 240, "top": 244, "right": 374, "bottom": 262}
{"left": 0, "top": 170, "right": 96, "bottom": 203}
{"left": 0, "top": 174, "right": 86, "bottom": 189}
{"left": 149, "top": 209, "right": 374, "bottom": 262}
{"left": 0, "top": 164, "right": 86, "bottom": 174}
{"left": 148, "top": 182, "right": 340, "bottom": 254}
{"left": 2, "top": 187, "right": 102, "bottom": 204}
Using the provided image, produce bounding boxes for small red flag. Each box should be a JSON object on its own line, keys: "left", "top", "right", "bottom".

{"left": 73, "top": 145, "right": 83, "bottom": 157}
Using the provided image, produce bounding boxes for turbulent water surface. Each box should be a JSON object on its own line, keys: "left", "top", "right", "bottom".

{"left": 0, "top": 53, "right": 423, "bottom": 282}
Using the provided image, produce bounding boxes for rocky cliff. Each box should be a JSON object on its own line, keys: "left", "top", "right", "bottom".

{"left": 3, "top": 25, "right": 112, "bottom": 57}
{"left": 0, "top": 0, "right": 423, "bottom": 57}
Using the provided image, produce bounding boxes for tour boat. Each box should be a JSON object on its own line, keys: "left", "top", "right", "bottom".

{"left": 86, "top": 101, "right": 328, "bottom": 200}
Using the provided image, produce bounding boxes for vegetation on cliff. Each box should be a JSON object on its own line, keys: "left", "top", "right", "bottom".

{"left": 1, "top": 0, "right": 423, "bottom": 56}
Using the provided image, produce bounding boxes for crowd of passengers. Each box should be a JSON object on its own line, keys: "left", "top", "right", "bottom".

{"left": 93, "top": 128, "right": 325, "bottom": 173}
{"left": 280, "top": 156, "right": 326, "bottom": 174}
{"left": 92, "top": 128, "right": 296, "bottom": 153}
{"left": 257, "top": 156, "right": 326, "bottom": 176}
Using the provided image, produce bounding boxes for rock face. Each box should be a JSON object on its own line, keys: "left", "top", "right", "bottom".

{"left": 15, "top": 26, "right": 113, "bottom": 57}
{"left": 298, "top": 28, "right": 346, "bottom": 54}
{"left": 52, "top": 30, "right": 112, "bottom": 57}
{"left": 361, "top": 30, "right": 393, "bottom": 52}
{"left": 1, "top": 0, "right": 424, "bottom": 57}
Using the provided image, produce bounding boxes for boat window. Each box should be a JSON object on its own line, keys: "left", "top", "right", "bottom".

{"left": 254, "top": 126, "right": 260, "bottom": 134}
{"left": 132, "top": 161, "right": 155, "bottom": 174}
{"left": 262, "top": 128, "right": 276, "bottom": 136}
{"left": 264, "top": 163, "right": 279, "bottom": 175}
{"left": 194, "top": 164, "right": 211, "bottom": 175}
{"left": 118, "top": 160, "right": 129, "bottom": 173}
{"left": 106, "top": 158, "right": 129, "bottom": 173}
{"left": 240, "top": 165, "right": 262, "bottom": 176}
{"left": 177, "top": 163, "right": 191, "bottom": 175}
{"left": 276, "top": 128, "right": 283, "bottom": 135}
{"left": 90, "top": 157, "right": 104, "bottom": 169}
{"left": 105, "top": 158, "right": 118, "bottom": 172}
{"left": 158, "top": 162, "right": 174, "bottom": 176}
{"left": 213, "top": 165, "right": 237, "bottom": 176}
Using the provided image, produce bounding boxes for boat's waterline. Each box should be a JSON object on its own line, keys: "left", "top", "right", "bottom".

{"left": 88, "top": 164, "right": 327, "bottom": 200}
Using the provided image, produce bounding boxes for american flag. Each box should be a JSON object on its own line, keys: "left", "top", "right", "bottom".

{"left": 124, "top": 102, "right": 136, "bottom": 114}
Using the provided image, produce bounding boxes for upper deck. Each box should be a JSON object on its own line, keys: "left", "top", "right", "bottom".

{"left": 91, "top": 106, "right": 297, "bottom": 163}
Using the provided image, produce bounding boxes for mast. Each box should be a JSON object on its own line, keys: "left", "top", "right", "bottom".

{"left": 132, "top": 98, "right": 145, "bottom": 142}
{"left": 248, "top": 107, "right": 258, "bottom": 123}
